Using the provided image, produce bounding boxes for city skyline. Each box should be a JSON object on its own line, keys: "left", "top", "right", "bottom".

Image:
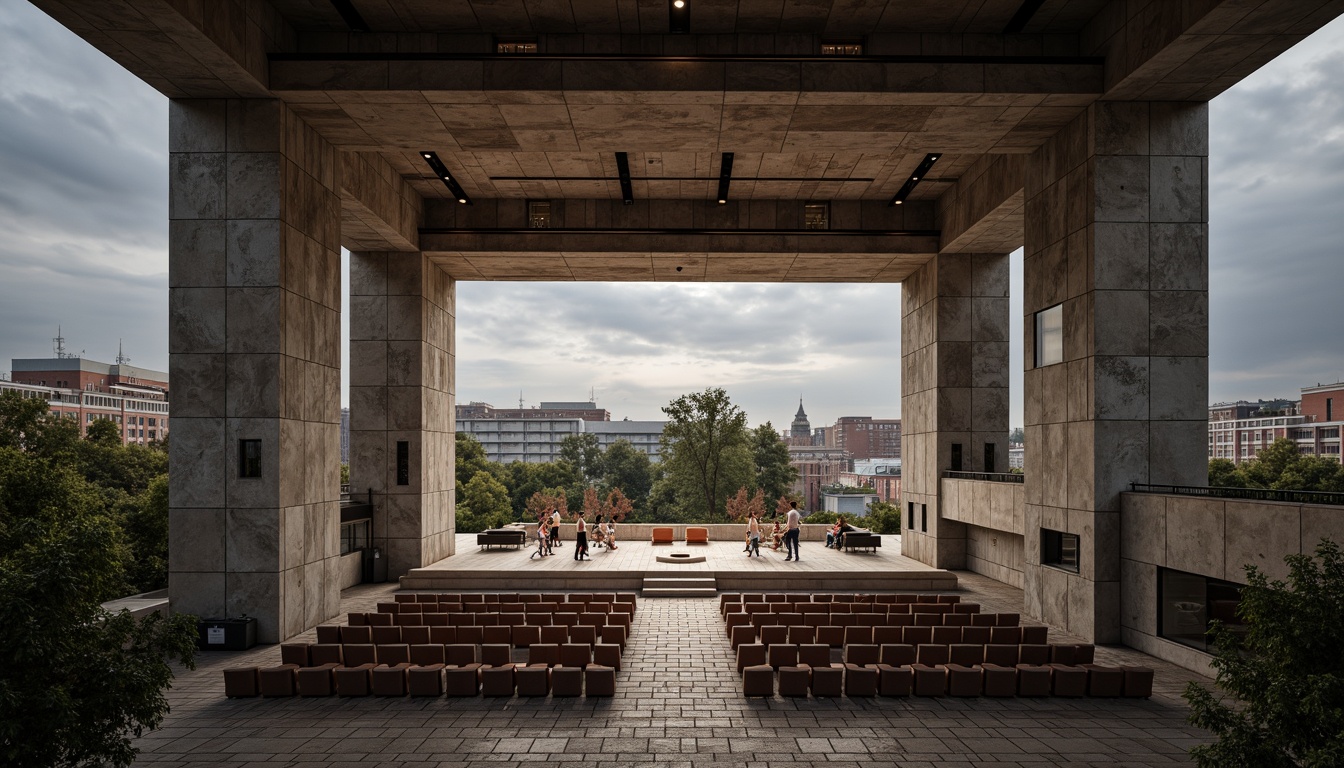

{"left": 2, "top": 0, "right": 1344, "bottom": 430}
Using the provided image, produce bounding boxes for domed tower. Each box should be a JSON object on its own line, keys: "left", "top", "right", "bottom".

{"left": 790, "top": 398, "right": 811, "bottom": 440}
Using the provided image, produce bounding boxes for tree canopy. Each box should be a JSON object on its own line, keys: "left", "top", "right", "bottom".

{"left": 750, "top": 421, "right": 797, "bottom": 502}
{"left": 1208, "top": 438, "right": 1344, "bottom": 492}
{"left": 1184, "top": 538, "right": 1344, "bottom": 767}
{"left": 658, "top": 388, "right": 752, "bottom": 520}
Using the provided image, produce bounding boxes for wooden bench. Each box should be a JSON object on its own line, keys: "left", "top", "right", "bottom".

{"left": 651, "top": 527, "right": 674, "bottom": 545}
{"left": 686, "top": 527, "right": 709, "bottom": 544}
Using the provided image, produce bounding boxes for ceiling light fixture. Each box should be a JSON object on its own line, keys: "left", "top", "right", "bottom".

{"left": 616, "top": 152, "right": 634, "bottom": 205}
{"left": 716, "top": 152, "right": 734, "bottom": 205}
{"left": 669, "top": 0, "right": 689, "bottom": 34}
{"left": 889, "top": 153, "right": 941, "bottom": 207}
{"left": 420, "top": 150, "right": 471, "bottom": 205}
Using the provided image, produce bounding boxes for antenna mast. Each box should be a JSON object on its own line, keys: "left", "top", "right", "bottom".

{"left": 52, "top": 326, "right": 74, "bottom": 359}
{"left": 116, "top": 339, "right": 131, "bottom": 365}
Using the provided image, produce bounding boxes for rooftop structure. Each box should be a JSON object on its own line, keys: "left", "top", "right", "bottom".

{"left": 5, "top": 353, "right": 170, "bottom": 446}
{"left": 1209, "top": 382, "right": 1344, "bottom": 465}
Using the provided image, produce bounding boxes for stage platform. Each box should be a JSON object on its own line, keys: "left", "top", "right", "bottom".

{"left": 400, "top": 533, "right": 958, "bottom": 593}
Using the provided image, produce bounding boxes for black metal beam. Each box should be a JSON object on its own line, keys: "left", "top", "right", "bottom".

{"left": 330, "top": 0, "right": 370, "bottom": 33}
{"left": 615, "top": 152, "right": 634, "bottom": 205}
{"left": 669, "top": 0, "right": 690, "bottom": 34}
{"left": 420, "top": 151, "right": 471, "bottom": 204}
{"left": 1004, "top": 0, "right": 1047, "bottom": 34}
{"left": 716, "top": 152, "right": 734, "bottom": 204}
{"left": 889, "top": 153, "right": 941, "bottom": 207}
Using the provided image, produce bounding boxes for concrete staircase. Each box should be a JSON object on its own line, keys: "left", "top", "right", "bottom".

{"left": 641, "top": 575, "right": 717, "bottom": 597}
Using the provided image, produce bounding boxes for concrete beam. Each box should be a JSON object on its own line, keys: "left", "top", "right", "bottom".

{"left": 30, "top": 0, "right": 292, "bottom": 98}
{"left": 936, "top": 154, "right": 1027, "bottom": 254}
{"left": 1086, "top": 0, "right": 1344, "bottom": 100}
{"left": 341, "top": 152, "right": 423, "bottom": 252}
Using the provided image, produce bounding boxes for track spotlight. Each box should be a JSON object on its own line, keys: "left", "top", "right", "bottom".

{"left": 420, "top": 150, "right": 471, "bottom": 205}
{"left": 889, "top": 153, "right": 940, "bottom": 207}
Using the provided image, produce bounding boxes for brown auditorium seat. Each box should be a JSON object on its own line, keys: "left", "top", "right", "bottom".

{"left": 371, "top": 626, "right": 402, "bottom": 644}
{"left": 742, "top": 665, "right": 775, "bottom": 697}
{"left": 997, "top": 613, "right": 1020, "bottom": 626}
{"left": 874, "top": 662, "right": 913, "bottom": 697}
{"left": 1121, "top": 666, "right": 1154, "bottom": 698}
{"left": 223, "top": 667, "right": 259, "bottom": 697}
{"left": 903, "top": 627, "right": 933, "bottom": 646}
{"left": 736, "top": 643, "right": 767, "bottom": 672}
{"left": 341, "top": 625, "right": 373, "bottom": 644}
{"left": 569, "top": 625, "right": 597, "bottom": 647}
{"left": 759, "top": 625, "right": 789, "bottom": 646}
{"left": 371, "top": 645, "right": 412, "bottom": 696}
{"left": 259, "top": 665, "right": 299, "bottom": 697}
{"left": 550, "top": 666, "right": 583, "bottom": 697}
{"left": 585, "top": 665, "right": 616, "bottom": 696}
{"left": 951, "top": 603, "right": 980, "bottom": 614}
{"left": 457, "top": 626, "right": 484, "bottom": 646}
{"left": 788, "top": 625, "right": 816, "bottom": 645}
{"left": 980, "top": 662, "right": 1017, "bottom": 697}
{"left": 888, "top": 613, "right": 914, "bottom": 627}
{"left": 778, "top": 665, "right": 811, "bottom": 697}
{"left": 844, "top": 626, "right": 873, "bottom": 646}
{"left": 942, "top": 613, "right": 970, "bottom": 627}
{"left": 280, "top": 643, "right": 310, "bottom": 667}
{"left": 989, "top": 626, "right": 1022, "bottom": 645}
{"left": 348, "top": 612, "right": 368, "bottom": 626}
{"left": 316, "top": 625, "right": 341, "bottom": 643}
{"left": 310, "top": 644, "right": 343, "bottom": 666}
{"left": 916, "top": 643, "right": 949, "bottom": 666}
{"left": 444, "top": 664, "right": 483, "bottom": 697}
{"left": 512, "top": 624, "right": 541, "bottom": 648}
{"left": 816, "top": 626, "right": 845, "bottom": 647}
{"left": 429, "top": 627, "right": 455, "bottom": 644}
{"left": 334, "top": 645, "right": 377, "bottom": 696}
{"left": 424, "top": 612, "right": 448, "bottom": 626}
{"left": 1073, "top": 644, "right": 1095, "bottom": 664}
{"left": 1015, "top": 663, "right": 1052, "bottom": 697}
{"left": 1019, "top": 644, "right": 1051, "bottom": 665}
{"left": 560, "top": 643, "right": 592, "bottom": 669}
{"left": 377, "top": 602, "right": 400, "bottom": 613}
{"left": 931, "top": 626, "right": 960, "bottom": 645}
{"left": 515, "top": 664, "right": 550, "bottom": 696}
{"left": 730, "top": 624, "right": 757, "bottom": 648}
{"left": 843, "top": 645, "right": 880, "bottom": 697}
{"left": 1021, "top": 625, "right": 1048, "bottom": 644}
{"left": 1049, "top": 644, "right": 1077, "bottom": 665}
{"left": 910, "top": 663, "right": 946, "bottom": 696}
{"left": 366, "top": 612, "right": 393, "bottom": 627}
{"left": 480, "top": 664, "right": 516, "bottom": 697}
{"left": 593, "top": 643, "right": 621, "bottom": 671}
{"left": 527, "top": 643, "right": 560, "bottom": 667}
{"left": 402, "top": 626, "right": 431, "bottom": 645}
{"left": 798, "top": 644, "right": 842, "bottom": 697}
{"left": 961, "top": 626, "right": 991, "bottom": 645}
{"left": 540, "top": 625, "right": 569, "bottom": 645}
{"left": 1049, "top": 664, "right": 1088, "bottom": 697}
{"left": 970, "top": 613, "right": 997, "bottom": 626}
{"left": 768, "top": 643, "right": 799, "bottom": 669}
{"left": 1083, "top": 664, "right": 1125, "bottom": 697}
{"left": 481, "top": 625, "right": 510, "bottom": 645}
{"left": 394, "top": 594, "right": 416, "bottom": 603}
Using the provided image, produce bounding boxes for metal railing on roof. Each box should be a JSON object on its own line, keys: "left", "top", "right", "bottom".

{"left": 941, "top": 470, "right": 1024, "bottom": 484}
{"left": 1129, "top": 483, "right": 1344, "bottom": 506}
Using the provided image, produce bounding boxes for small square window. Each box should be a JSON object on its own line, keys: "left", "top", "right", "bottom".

{"left": 239, "top": 439, "right": 263, "bottom": 479}
{"left": 1041, "top": 528, "right": 1079, "bottom": 573}
{"left": 528, "top": 200, "right": 552, "bottom": 229}
{"left": 1034, "top": 304, "right": 1064, "bottom": 367}
{"left": 496, "top": 40, "right": 537, "bottom": 54}
{"left": 804, "top": 202, "right": 829, "bottom": 230}
{"left": 821, "top": 42, "right": 863, "bottom": 55}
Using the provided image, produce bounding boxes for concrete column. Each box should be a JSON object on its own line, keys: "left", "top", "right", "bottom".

{"left": 1022, "top": 102, "right": 1209, "bottom": 643}
{"left": 348, "top": 252, "right": 456, "bottom": 577}
{"left": 167, "top": 99, "right": 342, "bottom": 643}
{"left": 901, "top": 252, "right": 1011, "bottom": 568}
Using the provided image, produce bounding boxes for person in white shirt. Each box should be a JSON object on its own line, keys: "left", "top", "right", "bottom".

{"left": 746, "top": 511, "right": 761, "bottom": 557}
{"left": 784, "top": 501, "right": 802, "bottom": 562}
{"left": 550, "top": 508, "right": 562, "bottom": 548}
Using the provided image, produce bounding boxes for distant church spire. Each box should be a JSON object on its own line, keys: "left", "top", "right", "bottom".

{"left": 790, "top": 398, "right": 811, "bottom": 438}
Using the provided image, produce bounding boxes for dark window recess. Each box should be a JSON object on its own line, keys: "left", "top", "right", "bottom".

{"left": 907, "top": 501, "right": 915, "bottom": 529}
{"left": 821, "top": 41, "right": 863, "bottom": 55}
{"left": 340, "top": 520, "right": 370, "bottom": 555}
{"left": 495, "top": 40, "right": 537, "bottom": 53}
{"left": 1041, "top": 529, "right": 1080, "bottom": 573}
{"left": 920, "top": 504, "right": 927, "bottom": 533}
{"left": 528, "top": 200, "right": 551, "bottom": 228}
{"left": 1158, "top": 567, "right": 1245, "bottom": 652}
{"left": 1328, "top": 397, "right": 1334, "bottom": 421}
{"left": 396, "top": 441, "right": 410, "bottom": 486}
{"left": 238, "top": 439, "right": 262, "bottom": 478}
{"left": 803, "top": 202, "right": 829, "bottom": 230}
{"left": 984, "top": 442, "right": 996, "bottom": 474}
{"left": 951, "top": 443, "right": 963, "bottom": 472}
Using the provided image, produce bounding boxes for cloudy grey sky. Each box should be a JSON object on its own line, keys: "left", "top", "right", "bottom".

{"left": 1, "top": 0, "right": 1341, "bottom": 429}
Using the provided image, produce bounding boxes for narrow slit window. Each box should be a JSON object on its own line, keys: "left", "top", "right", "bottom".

{"left": 821, "top": 41, "right": 863, "bottom": 55}
{"left": 396, "top": 440, "right": 410, "bottom": 486}
{"left": 496, "top": 40, "right": 538, "bottom": 54}
{"left": 239, "top": 439, "right": 262, "bottom": 479}
{"left": 1034, "top": 304, "right": 1064, "bottom": 367}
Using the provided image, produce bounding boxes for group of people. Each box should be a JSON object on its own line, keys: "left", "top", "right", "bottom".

{"left": 742, "top": 501, "right": 804, "bottom": 561}
{"left": 532, "top": 509, "right": 617, "bottom": 561}
{"left": 825, "top": 517, "right": 859, "bottom": 549}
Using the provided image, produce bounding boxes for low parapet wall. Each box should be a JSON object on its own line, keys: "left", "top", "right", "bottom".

{"left": 539, "top": 522, "right": 835, "bottom": 542}
{"left": 941, "top": 478, "right": 1026, "bottom": 588}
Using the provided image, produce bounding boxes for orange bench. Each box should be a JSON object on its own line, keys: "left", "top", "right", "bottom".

{"left": 686, "top": 527, "right": 709, "bottom": 544}
{"left": 651, "top": 527, "right": 674, "bottom": 544}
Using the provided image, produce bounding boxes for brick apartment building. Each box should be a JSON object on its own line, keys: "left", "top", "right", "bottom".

{"left": 832, "top": 416, "right": 902, "bottom": 460}
{"left": 3, "top": 356, "right": 170, "bottom": 445}
{"left": 1209, "top": 382, "right": 1343, "bottom": 465}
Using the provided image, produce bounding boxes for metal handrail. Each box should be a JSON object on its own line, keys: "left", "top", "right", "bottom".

{"left": 942, "top": 470, "right": 1024, "bottom": 484}
{"left": 1129, "top": 483, "right": 1344, "bottom": 506}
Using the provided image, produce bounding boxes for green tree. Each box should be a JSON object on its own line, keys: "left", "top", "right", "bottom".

{"left": 659, "top": 388, "right": 752, "bottom": 520}
{"left": 600, "top": 439, "right": 653, "bottom": 509}
{"left": 506, "top": 460, "right": 583, "bottom": 519}
{"left": 455, "top": 432, "right": 505, "bottom": 488}
{"left": 85, "top": 418, "right": 122, "bottom": 446}
{"left": 0, "top": 447, "right": 198, "bottom": 767}
{"left": 1275, "top": 454, "right": 1344, "bottom": 493}
{"left": 559, "top": 433, "right": 604, "bottom": 484}
{"left": 865, "top": 500, "right": 902, "bottom": 534}
{"left": 1208, "top": 458, "right": 1246, "bottom": 488}
{"left": 750, "top": 422, "right": 797, "bottom": 501}
{"left": 122, "top": 475, "right": 169, "bottom": 593}
{"left": 1009, "top": 427, "right": 1025, "bottom": 444}
{"left": 455, "top": 470, "right": 514, "bottom": 533}
{"left": 1184, "top": 538, "right": 1344, "bottom": 768}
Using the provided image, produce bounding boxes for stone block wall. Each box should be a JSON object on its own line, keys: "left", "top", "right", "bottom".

{"left": 1022, "top": 101, "right": 1209, "bottom": 643}
{"left": 167, "top": 99, "right": 342, "bottom": 643}
{"left": 1120, "top": 491, "right": 1344, "bottom": 674}
{"left": 941, "top": 478, "right": 1026, "bottom": 587}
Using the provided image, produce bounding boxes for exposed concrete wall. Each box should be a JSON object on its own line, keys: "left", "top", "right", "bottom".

{"left": 348, "top": 253, "right": 457, "bottom": 578}
{"left": 1022, "top": 101, "right": 1210, "bottom": 643}
{"left": 942, "top": 478, "right": 1026, "bottom": 588}
{"left": 337, "top": 551, "right": 363, "bottom": 590}
{"left": 167, "top": 99, "right": 342, "bottom": 643}
{"left": 901, "top": 253, "right": 1011, "bottom": 569}
{"left": 1120, "top": 491, "right": 1344, "bottom": 675}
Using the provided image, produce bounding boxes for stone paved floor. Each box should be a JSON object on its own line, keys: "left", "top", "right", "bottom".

{"left": 135, "top": 572, "right": 1213, "bottom": 766}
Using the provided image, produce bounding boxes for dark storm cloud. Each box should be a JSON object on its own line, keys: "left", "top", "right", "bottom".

{"left": 0, "top": 0, "right": 168, "bottom": 370}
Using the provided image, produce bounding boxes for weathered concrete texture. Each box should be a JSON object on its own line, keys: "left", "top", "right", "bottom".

{"left": 901, "top": 253, "right": 1010, "bottom": 569}
{"left": 1022, "top": 101, "right": 1209, "bottom": 644}
{"left": 349, "top": 252, "right": 457, "bottom": 577}
{"left": 340, "top": 151, "right": 422, "bottom": 252}
{"left": 942, "top": 478, "right": 1026, "bottom": 588}
{"left": 1119, "top": 491, "right": 1344, "bottom": 675}
{"left": 168, "top": 99, "right": 342, "bottom": 643}
{"left": 936, "top": 153, "right": 1028, "bottom": 254}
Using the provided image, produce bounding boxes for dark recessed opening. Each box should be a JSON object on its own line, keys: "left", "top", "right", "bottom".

{"left": 239, "top": 439, "right": 262, "bottom": 478}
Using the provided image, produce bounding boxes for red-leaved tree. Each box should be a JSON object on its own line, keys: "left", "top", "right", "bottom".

{"left": 775, "top": 495, "right": 793, "bottom": 519}
{"left": 526, "top": 489, "right": 567, "bottom": 523}
{"left": 603, "top": 488, "right": 633, "bottom": 522}
{"left": 580, "top": 487, "right": 602, "bottom": 520}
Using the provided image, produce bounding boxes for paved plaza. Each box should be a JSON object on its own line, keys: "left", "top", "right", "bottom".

{"left": 138, "top": 553, "right": 1213, "bottom": 767}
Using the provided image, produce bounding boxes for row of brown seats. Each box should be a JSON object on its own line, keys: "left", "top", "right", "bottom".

{"left": 737, "top": 643, "right": 1154, "bottom": 698}
{"left": 317, "top": 622, "right": 626, "bottom": 649}
{"left": 721, "top": 593, "right": 959, "bottom": 607}
{"left": 392, "top": 592, "right": 637, "bottom": 608}
{"left": 378, "top": 600, "right": 634, "bottom": 615}
{"left": 224, "top": 642, "right": 618, "bottom": 698}
{"left": 724, "top": 601, "right": 980, "bottom": 618}
{"left": 350, "top": 609, "right": 631, "bottom": 630}
{"left": 725, "top": 611, "right": 1020, "bottom": 632}
{"left": 730, "top": 623, "right": 1048, "bottom": 649}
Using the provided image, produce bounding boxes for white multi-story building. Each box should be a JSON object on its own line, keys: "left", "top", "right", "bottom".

{"left": 457, "top": 415, "right": 666, "bottom": 465}
{"left": 0, "top": 378, "right": 170, "bottom": 445}
{"left": 1208, "top": 382, "right": 1343, "bottom": 465}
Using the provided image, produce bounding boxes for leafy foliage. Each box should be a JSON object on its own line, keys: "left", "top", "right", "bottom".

{"left": 602, "top": 488, "right": 633, "bottom": 522}
{"left": 1208, "top": 439, "right": 1344, "bottom": 492}
{"left": 865, "top": 501, "right": 903, "bottom": 534}
{"left": 659, "top": 388, "right": 752, "bottom": 520}
{"left": 558, "top": 433, "right": 604, "bottom": 485}
{"left": 599, "top": 440, "right": 653, "bottom": 510}
{"left": 1184, "top": 538, "right": 1344, "bottom": 768}
{"left": 750, "top": 422, "right": 797, "bottom": 501}
{"left": 725, "top": 487, "right": 766, "bottom": 522}
{"left": 455, "top": 471, "right": 514, "bottom": 533}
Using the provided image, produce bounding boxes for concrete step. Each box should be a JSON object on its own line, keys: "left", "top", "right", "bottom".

{"left": 641, "top": 575, "right": 716, "bottom": 597}
{"left": 641, "top": 587, "right": 719, "bottom": 598}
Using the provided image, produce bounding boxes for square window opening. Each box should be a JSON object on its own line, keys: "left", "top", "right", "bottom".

{"left": 1034, "top": 304, "right": 1064, "bottom": 367}
{"left": 1041, "top": 528, "right": 1079, "bottom": 573}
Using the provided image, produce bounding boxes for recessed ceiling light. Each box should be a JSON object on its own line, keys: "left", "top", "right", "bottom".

{"left": 894, "top": 200, "right": 903, "bottom": 205}
{"left": 458, "top": 198, "right": 467, "bottom": 204}
{"left": 420, "top": 150, "right": 472, "bottom": 205}
{"left": 674, "top": 0, "right": 685, "bottom": 7}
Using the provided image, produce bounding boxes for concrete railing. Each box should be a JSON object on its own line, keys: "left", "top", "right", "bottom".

{"left": 514, "top": 522, "right": 840, "bottom": 542}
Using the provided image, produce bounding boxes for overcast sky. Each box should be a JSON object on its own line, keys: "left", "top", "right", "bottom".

{"left": 1, "top": 0, "right": 1342, "bottom": 429}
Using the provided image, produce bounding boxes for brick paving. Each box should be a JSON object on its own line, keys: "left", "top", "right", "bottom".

{"left": 135, "top": 571, "right": 1213, "bottom": 766}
